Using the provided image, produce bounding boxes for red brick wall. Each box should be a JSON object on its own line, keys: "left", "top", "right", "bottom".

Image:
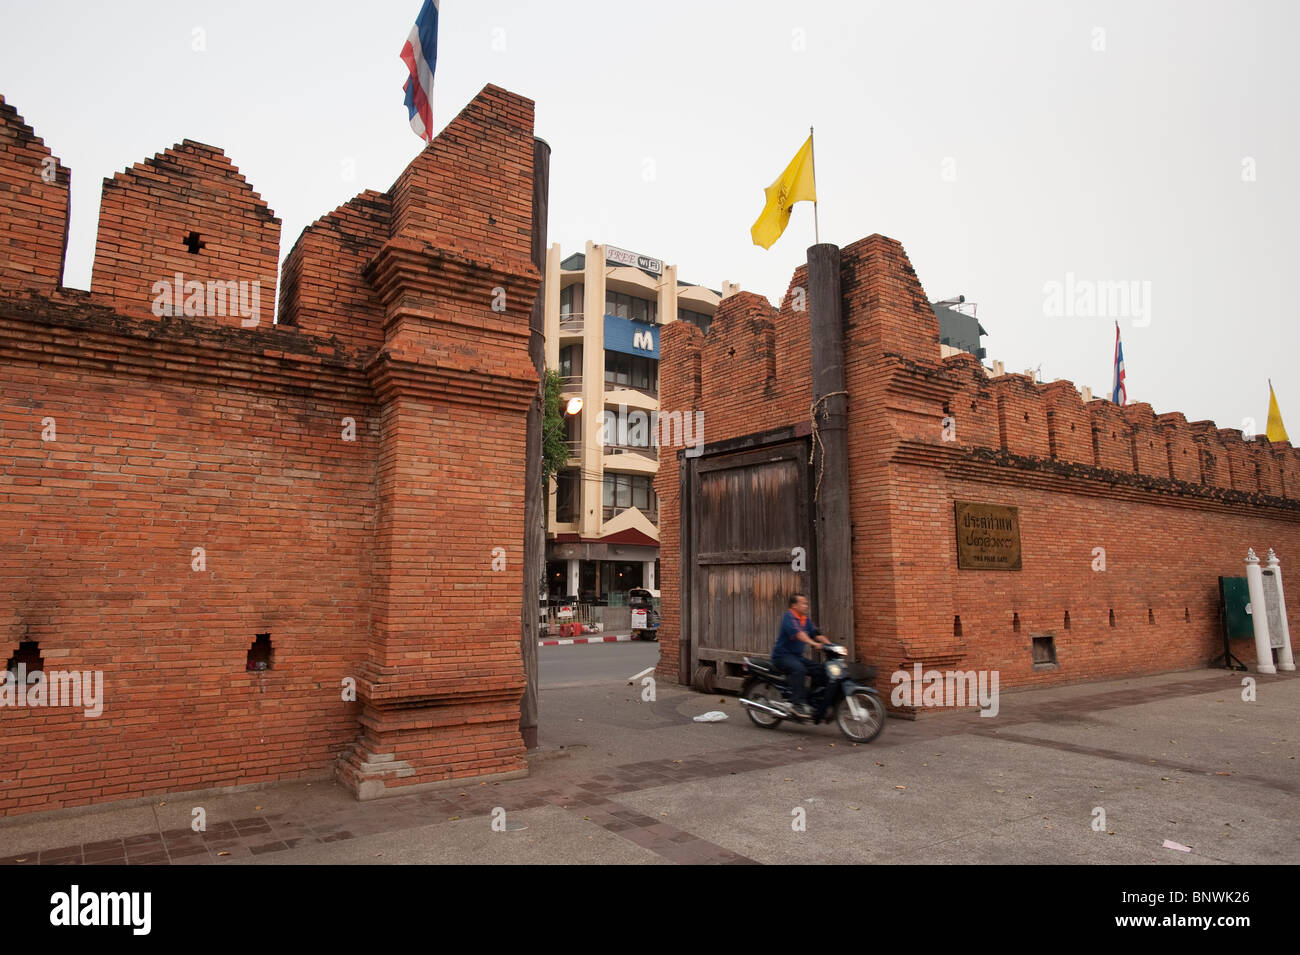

{"left": 90, "top": 140, "right": 281, "bottom": 329}
{"left": 0, "top": 300, "right": 375, "bottom": 814}
{"left": 0, "top": 84, "right": 541, "bottom": 817}
{"left": 0, "top": 96, "right": 69, "bottom": 291}
{"left": 278, "top": 190, "right": 390, "bottom": 352}
{"left": 657, "top": 234, "right": 1300, "bottom": 697}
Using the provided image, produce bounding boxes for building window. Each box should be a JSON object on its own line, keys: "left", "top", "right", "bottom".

{"left": 603, "top": 473, "right": 656, "bottom": 518}
{"left": 559, "top": 344, "right": 582, "bottom": 380}
{"left": 560, "top": 283, "right": 582, "bottom": 317}
{"left": 604, "top": 353, "right": 657, "bottom": 393}
{"left": 606, "top": 290, "right": 657, "bottom": 325}
{"left": 564, "top": 411, "right": 581, "bottom": 449}
{"left": 605, "top": 352, "right": 629, "bottom": 387}
{"left": 631, "top": 479, "right": 649, "bottom": 510}
{"left": 679, "top": 308, "right": 712, "bottom": 333}
{"left": 556, "top": 469, "right": 579, "bottom": 523}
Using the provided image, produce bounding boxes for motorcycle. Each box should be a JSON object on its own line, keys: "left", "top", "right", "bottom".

{"left": 738, "top": 644, "right": 886, "bottom": 742}
{"left": 628, "top": 587, "right": 659, "bottom": 642}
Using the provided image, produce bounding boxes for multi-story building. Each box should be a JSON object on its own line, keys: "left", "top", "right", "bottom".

{"left": 932, "top": 295, "right": 988, "bottom": 359}
{"left": 543, "top": 240, "right": 735, "bottom": 602}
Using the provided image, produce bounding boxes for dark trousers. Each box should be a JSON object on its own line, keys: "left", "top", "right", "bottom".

{"left": 774, "top": 653, "right": 824, "bottom": 706}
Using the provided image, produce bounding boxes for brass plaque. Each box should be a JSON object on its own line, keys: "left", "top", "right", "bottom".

{"left": 955, "top": 501, "right": 1022, "bottom": 571}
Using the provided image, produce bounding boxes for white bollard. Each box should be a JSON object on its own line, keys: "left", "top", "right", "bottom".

{"left": 1266, "top": 549, "right": 1295, "bottom": 672}
{"left": 1245, "top": 549, "right": 1277, "bottom": 674}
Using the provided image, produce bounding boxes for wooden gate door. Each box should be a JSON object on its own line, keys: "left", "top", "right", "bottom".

{"left": 681, "top": 435, "right": 815, "bottom": 692}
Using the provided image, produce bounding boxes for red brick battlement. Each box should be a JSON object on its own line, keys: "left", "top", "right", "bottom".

{"left": 0, "top": 96, "right": 70, "bottom": 292}
{"left": 657, "top": 234, "right": 1300, "bottom": 696}
{"left": 0, "top": 85, "right": 542, "bottom": 817}
{"left": 663, "top": 234, "right": 1298, "bottom": 507}
{"left": 89, "top": 139, "right": 281, "bottom": 327}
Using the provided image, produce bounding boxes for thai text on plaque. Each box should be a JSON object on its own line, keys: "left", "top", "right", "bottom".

{"left": 955, "top": 501, "right": 1022, "bottom": 571}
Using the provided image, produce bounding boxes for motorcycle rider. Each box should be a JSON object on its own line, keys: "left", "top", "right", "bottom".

{"left": 772, "top": 592, "right": 834, "bottom": 718}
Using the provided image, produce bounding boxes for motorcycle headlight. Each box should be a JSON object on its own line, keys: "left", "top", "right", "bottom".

{"left": 826, "top": 662, "right": 843, "bottom": 678}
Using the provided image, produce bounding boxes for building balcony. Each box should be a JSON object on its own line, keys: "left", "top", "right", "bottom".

{"left": 600, "top": 444, "right": 660, "bottom": 470}
{"left": 600, "top": 444, "right": 655, "bottom": 462}
{"left": 559, "top": 312, "right": 584, "bottom": 336}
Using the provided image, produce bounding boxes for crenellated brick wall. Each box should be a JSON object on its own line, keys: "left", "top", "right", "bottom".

{"left": 90, "top": 140, "right": 281, "bottom": 328}
{"left": 657, "top": 234, "right": 1300, "bottom": 699}
{"left": 0, "top": 96, "right": 70, "bottom": 291}
{"left": 0, "top": 84, "right": 540, "bottom": 818}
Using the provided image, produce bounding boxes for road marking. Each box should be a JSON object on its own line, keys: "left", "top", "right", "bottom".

{"left": 626, "top": 666, "right": 656, "bottom": 684}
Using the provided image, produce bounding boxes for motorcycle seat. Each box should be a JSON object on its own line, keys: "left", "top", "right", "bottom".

{"left": 744, "top": 656, "right": 777, "bottom": 674}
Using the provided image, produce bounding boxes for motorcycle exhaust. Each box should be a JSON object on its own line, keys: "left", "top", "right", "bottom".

{"left": 738, "top": 697, "right": 787, "bottom": 718}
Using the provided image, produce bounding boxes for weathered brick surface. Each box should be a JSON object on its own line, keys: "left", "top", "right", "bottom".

{"left": 90, "top": 140, "right": 281, "bottom": 329}
{"left": 658, "top": 234, "right": 1300, "bottom": 698}
{"left": 0, "top": 85, "right": 539, "bottom": 817}
{"left": 0, "top": 97, "right": 70, "bottom": 290}
{"left": 277, "top": 190, "right": 391, "bottom": 352}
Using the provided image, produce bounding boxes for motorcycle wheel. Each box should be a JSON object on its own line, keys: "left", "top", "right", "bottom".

{"left": 836, "top": 690, "right": 886, "bottom": 742}
{"left": 742, "top": 679, "right": 783, "bottom": 729}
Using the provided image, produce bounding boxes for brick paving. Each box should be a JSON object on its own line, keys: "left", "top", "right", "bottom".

{"left": 0, "top": 738, "right": 856, "bottom": 866}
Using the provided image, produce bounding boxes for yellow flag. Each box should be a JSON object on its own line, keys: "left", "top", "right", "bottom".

{"left": 1267, "top": 382, "right": 1289, "bottom": 442}
{"left": 750, "top": 135, "right": 817, "bottom": 250}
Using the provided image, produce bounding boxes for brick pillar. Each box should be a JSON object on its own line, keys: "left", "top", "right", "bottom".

{"left": 332, "top": 84, "right": 544, "bottom": 799}
{"left": 335, "top": 240, "right": 540, "bottom": 798}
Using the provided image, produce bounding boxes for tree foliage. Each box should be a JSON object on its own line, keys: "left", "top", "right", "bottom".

{"left": 541, "top": 369, "right": 570, "bottom": 486}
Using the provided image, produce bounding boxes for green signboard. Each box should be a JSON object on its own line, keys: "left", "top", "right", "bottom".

{"left": 1219, "top": 576, "right": 1253, "bottom": 639}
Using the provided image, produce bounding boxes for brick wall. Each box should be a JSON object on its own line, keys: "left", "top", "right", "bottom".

{"left": 0, "top": 84, "right": 540, "bottom": 817}
{"left": 657, "top": 234, "right": 1300, "bottom": 698}
{"left": 277, "top": 190, "right": 391, "bottom": 352}
{"left": 0, "top": 97, "right": 70, "bottom": 291}
{"left": 90, "top": 140, "right": 281, "bottom": 328}
{"left": 0, "top": 298, "right": 375, "bottom": 813}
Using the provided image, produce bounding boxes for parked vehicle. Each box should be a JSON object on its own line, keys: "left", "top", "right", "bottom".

{"left": 628, "top": 587, "right": 660, "bottom": 641}
{"left": 738, "top": 645, "right": 886, "bottom": 742}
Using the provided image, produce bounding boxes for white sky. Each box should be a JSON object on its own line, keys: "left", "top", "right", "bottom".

{"left": 2, "top": 0, "right": 1296, "bottom": 434}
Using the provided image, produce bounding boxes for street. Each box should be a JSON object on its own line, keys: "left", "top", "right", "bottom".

{"left": 2, "top": 664, "right": 1295, "bottom": 865}
{"left": 539, "top": 639, "right": 660, "bottom": 689}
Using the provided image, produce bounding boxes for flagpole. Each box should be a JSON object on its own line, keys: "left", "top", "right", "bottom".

{"left": 809, "top": 125, "right": 820, "bottom": 245}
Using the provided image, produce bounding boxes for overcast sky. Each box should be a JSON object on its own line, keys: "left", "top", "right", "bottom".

{"left": 2, "top": 0, "right": 1296, "bottom": 434}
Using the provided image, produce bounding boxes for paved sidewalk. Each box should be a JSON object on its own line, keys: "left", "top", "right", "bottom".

{"left": 1, "top": 666, "right": 1296, "bottom": 865}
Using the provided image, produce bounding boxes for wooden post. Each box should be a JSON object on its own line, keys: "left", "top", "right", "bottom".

{"left": 806, "top": 243, "right": 856, "bottom": 655}
{"left": 678, "top": 449, "right": 693, "bottom": 685}
{"left": 520, "top": 137, "right": 550, "bottom": 749}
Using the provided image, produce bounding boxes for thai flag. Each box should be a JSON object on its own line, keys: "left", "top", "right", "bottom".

{"left": 401, "top": 0, "right": 439, "bottom": 142}
{"left": 1112, "top": 322, "right": 1127, "bottom": 405}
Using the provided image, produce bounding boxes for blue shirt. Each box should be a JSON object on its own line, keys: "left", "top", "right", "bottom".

{"left": 773, "top": 609, "right": 820, "bottom": 659}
